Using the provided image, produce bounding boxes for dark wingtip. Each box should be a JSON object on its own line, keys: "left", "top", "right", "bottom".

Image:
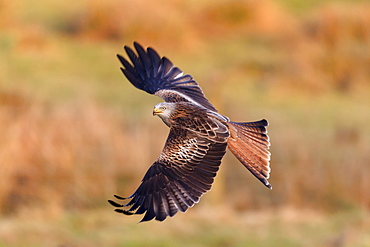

{"left": 114, "top": 194, "right": 130, "bottom": 200}
{"left": 124, "top": 45, "right": 135, "bottom": 56}
{"left": 133, "top": 41, "right": 144, "bottom": 51}
{"left": 115, "top": 209, "right": 134, "bottom": 215}
{"left": 108, "top": 200, "right": 123, "bottom": 207}
{"left": 261, "top": 119, "right": 269, "bottom": 127}
{"left": 116, "top": 54, "right": 122, "bottom": 61}
{"left": 117, "top": 54, "right": 127, "bottom": 65}
{"left": 139, "top": 215, "right": 156, "bottom": 223}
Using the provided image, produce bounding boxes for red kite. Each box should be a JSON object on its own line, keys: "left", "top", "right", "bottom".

{"left": 108, "top": 42, "right": 271, "bottom": 222}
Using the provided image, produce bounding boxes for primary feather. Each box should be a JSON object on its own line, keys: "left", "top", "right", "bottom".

{"left": 118, "top": 42, "right": 218, "bottom": 111}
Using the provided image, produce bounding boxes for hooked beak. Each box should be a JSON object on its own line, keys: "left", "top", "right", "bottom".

{"left": 153, "top": 108, "right": 163, "bottom": 116}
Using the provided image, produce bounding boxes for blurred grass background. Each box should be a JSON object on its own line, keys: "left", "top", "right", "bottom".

{"left": 1, "top": 0, "right": 370, "bottom": 246}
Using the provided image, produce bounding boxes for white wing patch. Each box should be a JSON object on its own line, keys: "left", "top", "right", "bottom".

{"left": 155, "top": 89, "right": 203, "bottom": 107}
{"left": 174, "top": 72, "right": 184, "bottom": 80}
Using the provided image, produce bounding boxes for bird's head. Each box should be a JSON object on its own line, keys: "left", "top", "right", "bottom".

{"left": 153, "top": 102, "right": 176, "bottom": 127}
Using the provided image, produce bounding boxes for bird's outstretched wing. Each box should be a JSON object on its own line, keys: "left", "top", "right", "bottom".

{"left": 108, "top": 116, "right": 229, "bottom": 222}
{"left": 117, "top": 42, "right": 218, "bottom": 112}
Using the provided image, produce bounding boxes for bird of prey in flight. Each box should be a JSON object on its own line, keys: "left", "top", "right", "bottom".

{"left": 108, "top": 42, "right": 271, "bottom": 222}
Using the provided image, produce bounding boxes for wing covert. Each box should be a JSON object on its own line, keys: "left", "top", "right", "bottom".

{"left": 117, "top": 42, "right": 218, "bottom": 112}
{"left": 108, "top": 123, "right": 228, "bottom": 222}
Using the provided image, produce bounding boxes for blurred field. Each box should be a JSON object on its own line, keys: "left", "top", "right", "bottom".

{"left": 1, "top": 0, "right": 370, "bottom": 246}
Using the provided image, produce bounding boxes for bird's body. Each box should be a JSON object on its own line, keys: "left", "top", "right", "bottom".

{"left": 108, "top": 42, "right": 271, "bottom": 222}
{"left": 153, "top": 101, "right": 229, "bottom": 127}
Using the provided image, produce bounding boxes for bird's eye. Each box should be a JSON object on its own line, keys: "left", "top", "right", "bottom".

{"left": 160, "top": 106, "right": 166, "bottom": 110}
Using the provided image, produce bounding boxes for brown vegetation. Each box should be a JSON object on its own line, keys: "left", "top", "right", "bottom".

{"left": 0, "top": 0, "right": 369, "bottom": 225}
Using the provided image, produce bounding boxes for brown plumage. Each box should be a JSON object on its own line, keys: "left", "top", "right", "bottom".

{"left": 108, "top": 42, "right": 271, "bottom": 222}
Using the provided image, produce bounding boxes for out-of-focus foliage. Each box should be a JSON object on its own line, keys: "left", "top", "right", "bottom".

{"left": 0, "top": 0, "right": 369, "bottom": 246}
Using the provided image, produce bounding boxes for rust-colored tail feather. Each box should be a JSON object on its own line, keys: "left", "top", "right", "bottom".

{"left": 227, "top": 119, "right": 271, "bottom": 189}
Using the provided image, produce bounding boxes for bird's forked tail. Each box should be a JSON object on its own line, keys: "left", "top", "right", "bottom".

{"left": 227, "top": 119, "right": 272, "bottom": 189}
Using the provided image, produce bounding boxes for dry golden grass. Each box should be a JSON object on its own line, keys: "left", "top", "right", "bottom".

{"left": 0, "top": 93, "right": 121, "bottom": 214}
{"left": 0, "top": 0, "right": 369, "bottom": 213}
{"left": 0, "top": 91, "right": 178, "bottom": 216}
{"left": 0, "top": 1, "right": 369, "bottom": 246}
{"left": 0, "top": 89, "right": 369, "bottom": 217}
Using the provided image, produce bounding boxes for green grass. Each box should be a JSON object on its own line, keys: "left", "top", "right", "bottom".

{"left": 0, "top": 208, "right": 368, "bottom": 247}
{"left": 277, "top": 0, "right": 370, "bottom": 13}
